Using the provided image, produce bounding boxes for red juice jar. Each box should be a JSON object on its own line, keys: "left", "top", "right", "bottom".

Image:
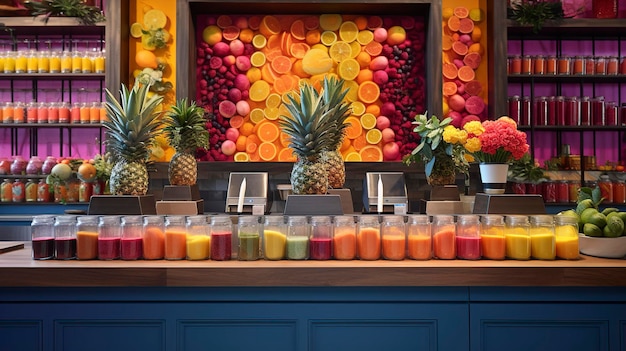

{"left": 31, "top": 215, "right": 55, "bottom": 260}
{"left": 512, "top": 182, "right": 526, "bottom": 194}
{"left": 521, "top": 96, "right": 531, "bottom": 126}
{"left": 605, "top": 101, "right": 618, "bottom": 126}
{"left": 121, "top": 216, "right": 143, "bottom": 260}
{"left": 620, "top": 57, "right": 626, "bottom": 74}
{"left": 547, "top": 96, "right": 556, "bottom": 125}
{"left": 456, "top": 215, "right": 481, "bottom": 260}
{"left": 543, "top": 181, "right": 557, "bottom": 203}
{"left": 508, "top": 95, "right": 521, "bottom": 124}
{"left": 592, "top": 97, "right": 605, "bottom": 125}
{"left": 565, "top": 97, "right": 580, "bottom": 125}
{"left": 509, "top": 55, "right": 522, "bottom": 74}
{"left": 557, "top": 180, "right": 569, "bottom": 203}
{"left": 310, "top": 215, "right": 333, "bottom": 260}
{"left": 535, "top": 96, "right": 548, "bottom": 125}
{"left": 580, "top": 96, "right": 591, "bottom": 125}
{"left": 54, "top": 215, "right": 77, "bottom": 260}
{"left": 210, "top": 215, "right": 233, "bottom": 260}
{"left": 526, "top": 182, "right": 542, "bottom": 195}
{"left": 606, "top": 56, "right": 619, "bottom": 75}
{"left": 621, "top": 103, "right": 626, "bottom": 125}
{"left": 98, "top": 216, "right": 121, "bottom": 260}
{"left": 593, "top": 0, "right": 618, "bottom": 18}
{"left": 585, "top": 56, "right": 596, "bottom": 75}
{"left": 613, "top": 181, "right": 626, "bottom": 204}
{"left": 555, "top": 96, "right": 566, "bottom": 125}
{"left": 595, "top": 56, "right": 607, "bottom": 75}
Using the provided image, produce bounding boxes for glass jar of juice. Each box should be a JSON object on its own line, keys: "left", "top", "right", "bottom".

{"left": 60, "top": 51, "right": 72, "bottom": 73}
{"left": 89, "top": 101, "right": 100, "bottom": 124}
{"left": 37, "top": 178, "right": 50, "bottom": 202}
{"left": 613, "top": 181, "right": 626, "bottom": 204}
{"left": 186, "top": 215, "right": 210, "bottom": 260}
{"left": 480, "top": 215, "right": 505, "bottom": 260}
{"left": 47, "top": 102, "right": 59, "bottom": 124}
{"left": 0, "top": 178, "right": 11, "bottom": 202}
{"left": 599, "top": 175, "right": 613, "bottom": 203}
{"left": 310, "top": 215, "right": 333, "bottom": 260}
{"left": 98, "top": 215, "right": 121, "bottom": 260}
{"left": 356, "top": 215, "right": 381, "bottom": 260}
{"left": 286, "top": 215, "right": 309, "bottom": 260}
{"left": 49, "top": 50, "right": 61, "bottom": 73}
{"left": 4, "top": 50, "right": 16, "bottom": 73}
{"left": 143, "top": 215, "right": 165, "bottom": 260}
{"left": 121, "top": 215, "right": 143, "bottom": 260}
{"left": 406, "top": 214, "right": 431, "bottom": 260}
{"left": 37, "top": 102, "right": 48, "bottom": 124}
{"left": 263, "top": 215, "right": 287, "bottom": 260}
{"left": 31, "top": 215, "right": 56, "bottom": 260}
{"left": 37, "top": 51, "right": 49, "bottom": 73}
{"left": 58, "top": 102, "right": 70, "bottom": 123}
{"left": 54, "top": 215, "right": 77, "bottom": 260}
{"left": 25, "top": 178, "right": 37, "bottom": 202}
{"left": 164, "top": 215, "right": 187, "bottom": 260}
{"left": 14, "top": 50, "right": 27, "bottom": 73}
{"left": 593, "top": 0, "right": 618, "bottom": 18}
{"left": 71, "top": 51, "right": 82, "bottom": 73}
{"left": 529, "top": 215, "right": 556, "bottom": 260}
{"left": 505, "top": 215, "right": 531, "bottom": 260}
{"left": 554, "top": 215, "right": 580, "bottom": 260}
{"left": 381, "top": 215, "right": 405, "bottom": 261}
{"left": 11, "top": 178, "right": 24, "bottom": 202}
{"left": 238, "top": 215, "right": 261, "bottom": 261}
{"left": 456, "top": 215, "right": 481, "bottom": 260}
{"left": 432, "top": 215, "right": 456, "bottom": 260}
{"left": 333, "top": 215, "right": 356, "bottom": 260}
{"left": 94, "top": 49, "right": 105, "bottom": 73}
{"left": 79, "top": 102, "right": 90, "bottom": 124}
{"left": 210, "top": 215, "right": 233, "bottom": 261}
{"left": 26, "top": 50, "right": 38, "bottom": 73}
{"left": 76, "top": 215, "right": 99, "bottom": 260}
{"left": 26, "top": 101, "right": 37, "bottom": 124}
{"left": 13, "top": 101, "right": 24, "bottom": 123}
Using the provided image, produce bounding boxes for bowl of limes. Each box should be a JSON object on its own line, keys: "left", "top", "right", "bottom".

{"left": 578, "top": 234, "right": 626, "bottom": 259}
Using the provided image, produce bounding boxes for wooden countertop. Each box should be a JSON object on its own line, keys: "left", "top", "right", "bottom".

{"left": 2, "top": 243, "right": 626, "bottom": 287}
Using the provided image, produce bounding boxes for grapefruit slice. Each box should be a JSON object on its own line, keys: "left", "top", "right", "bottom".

{"left": 454, "top": 6, "right": 469, "bottom": 19}
{"left": 457, "top": 65, "right": 476, "bottom": 82}
{"left": 271, "top": 55, "right": 292, "bottom": 74}
{"left": 465, "top": 96, "right": 486, "bottom": 115}
{"left": 464, "top": 80, "right": 483, "bottom": 96}
{"left": 447, "top": 15, "right": 461, "bottom": 32}
{"left": 463, "top": 52, "right": 482, "bottom": 69}
{"left": 452, "top": 41, "right": 468, "bottom": 56}
{"left": 443, "top": 63, "right": 458, "bottom": 80}
{"left": 290, "top": 42, "right": 310, "bottom": 59}
{"left": 459, "top": 18, "right": 475, "bottom": 34}
{"left": 364, "top": 41, "right": 382, "bottom": 56}
{"left": 222, "top": 26, "right": 240, "bottom": 41}
{"left": 352, "top": 134, "right": 367, "bottom": 151}
{"left": 443, "top": 81, "right": 458, "bottom": 96}
{"left": 290, "top": 19, "right": 306, "bottom": 40}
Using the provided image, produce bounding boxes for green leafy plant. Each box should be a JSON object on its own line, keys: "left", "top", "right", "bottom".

{"left": 24, "top": 0, "right": 105, "bottom": 26}
{"left": 508, "top": 153, "right": 549, "bottom": 183}
{"left": 508, "top": 0, "right": 565, "bottom": 33}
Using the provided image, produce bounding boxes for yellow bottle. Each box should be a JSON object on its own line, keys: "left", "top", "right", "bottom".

{"left": 94, "top": 50, "right": 105, "bottom": 73}
{"left": 60, "top": 51, "right": 72, "bottom": 73}
{"left": 26, "top": 50, "right": 38, "bottom": 73}
{"left": 71, "top": 51, "right": 82, "bottom": 73}
{"left": 81, "top": 52, "right": 93, "bottom": 73}
{"left": 504, "top": 215, "right": 531, "bottom": 260}
{"left": 37, "top": 51, "right": 50, "bottom": 73}
{"left": 49, "top": 51, "right": 61, "bottom": 73}
{"left": 13, "top": 51, "right": 26, "bottom": 73}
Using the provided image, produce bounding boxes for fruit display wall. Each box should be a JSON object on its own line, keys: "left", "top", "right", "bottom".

{"left": 441, "top": 0, "right": 489, "bottom": 127}
{"left": 195, "top": 14, "right": 427, "bottom": 162}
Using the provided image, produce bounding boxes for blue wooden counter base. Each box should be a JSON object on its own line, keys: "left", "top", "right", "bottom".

{"left": 1, "top": 247, "right": 626, "bottom": 351}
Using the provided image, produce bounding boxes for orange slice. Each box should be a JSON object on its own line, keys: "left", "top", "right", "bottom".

{"left": 329, "top": 41, "right": 352, "bottom": 62}
{"left": 351, "top": 101, "right": 366, "bottom": 116}
{"left": 278, "top": 147, "right": 297, "bottom": 162}
{"left": 250, "top": 51, "right": 266, "bottom": 67}
{"left": 290, "top": 19, "right": 306, "bottom": 40}
{"left": 344, "top": 116, "right": 363, "bottom": 139}
{"left": 271, "top": 55, "right": 293, "bottom": 74}
{"left": 290, "top": 42, "right": 310, "bottom": 59}
{"left": 256, "top": 121, "right": 280, "bottom": 143}
{"left": 345, "top": 151, "right": 362, "bottom": 162}
{"left": 249, "top": 80, "right": 271, "bottom": 102}
{"left": 319, "top": 14, "right": 342, "bottom": 31}
{"left": 305, "top": 29, "right": 321, "bottom": 46}
{"left": 279, "top": 131, "right": 291, "bottom": 147}
{"left": 447, "top": 15, "right": 461, "bottom": 32}
{"left": 365, "top": 128, "right": 382, "bottom": 144}
{"left": 258, "top": 142, "right": 277, "bottom": 161}
{"left": 216, "top": 15, "right": 232, "bottom": 29}
{"left": 229, "top": 115, "right": 244, "bottom": 129}
{"left": 352, "top": 134, "right": 368, "bottom": 151}
{"left": 443, "top": 81, "right": 458, "bottom": 96}
{"left": 252, "top": 34, "right": 267, "bottom": 49}
{"left": 263, "top": 106, "right": 280, "bottom": 120}
{"left": 250, "top": 108, "right": 265, "bottom": 124}
{"left": 454, "top": 6, "right": 469, "bottom": 18}
{"left": 359, "top": 112, "right": 377, "bottom": 130}
{"left": 261, "top": 64, "right": 278, "bottom": 84}
{"left": 266, "top": 34, "right": 281, "bottom": 50}
{"left": 357, "top": 81, "right": 380, "bottom": 104}
{"left": 458, "top": 65, "right": 476, "bottom": 82}
{"left": 442, "top": 63, "right": 458, "bottom": 80}
{"left": 339, "top": 21, "right": 359, "bottom": 42}
{"left": 222, "top": 26, "right": 240, "bottom": 41}
{"left": 234, "top": 152, "right": 249, "bottom": 162}
{"left": 265, "top": 93, "right": 282, "bottom": 108}
{"left": 337, "top": 58, "right": 360, "bottom": 81}
{"left": 364, "top": 41, "right": 382, "bottom": 56}
{"left": 357, "top": 30, "right": 374, "bottom": 45}
{"left": 320, "top": 30, "right": 337, "bottom": 46}
{"left": 359, "top": 145, "right": 383, "bottom": 161}
{"left": 259, "top": 15, "right": 281, "bottom": 37}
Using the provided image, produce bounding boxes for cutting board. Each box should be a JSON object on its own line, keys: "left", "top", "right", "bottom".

{"left": 0, "top": 241, "right": 25, "bottom": 254}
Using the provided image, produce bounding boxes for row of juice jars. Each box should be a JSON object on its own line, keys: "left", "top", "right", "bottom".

{"left": 30, "top": 213, "right": 581, "bottom": 261}
{"left": 0, "top": 50, "right": 105, "bottom": 74}
{"left": 513, "top": 178, "right": 626, "bottom": 204}
{"left": 1, "top": 178, "right": 104, "bottom": 203}
{"left": 508, "top": 95, "right": 626, "bottom": 126}
{"left": 508, "top": 55, "right": 626, "bottom": 76}
{"left": 0, "top": 101, "right": 107, "bottom": 124}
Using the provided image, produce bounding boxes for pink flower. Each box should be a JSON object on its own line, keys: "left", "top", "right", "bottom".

{"left": 472, "top": 116, "right": 529, "bottom": 163}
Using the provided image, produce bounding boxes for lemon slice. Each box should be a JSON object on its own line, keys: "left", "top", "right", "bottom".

{"left": 360, "top": 113, "right": 377, "bottom": 130}
{"left": 345, "top": 151, "right": 361, "bottom": 161}
{"left": 337, "top": 58, "right": 360, "bottom": 81}
{"left": 234, "top": 152, "right": 249, "bottom": 162}
{"left": 265, "top": 93, "right": 282, "bottom": 109}
{"left": 339, "top": 21, "right": 359, "bottom": 42}
{"left": 143, "top": 9, "right": 167, "bottom": 30}
{"left": 250, "top": 108, "right": 265, "bottom": 124}
{"left": 350, "top": 101, "right": 366, "bottom": 116}
{"left": 320, "top": 30, "right": 337, "bottom": 46}
{"left": 252, "top": 34, "right": 267, "bottom": 49}
{"left": 250, "top": 51, "right": 266, "bottom": 67}
{"left": 366, "top": 129, "right": 382, "bottom": 144}
{"left": 130, "top": 22, "right": 144, "bottom": 38}
{"left": 329, "top": 41, "right": 352, "bottom": 62}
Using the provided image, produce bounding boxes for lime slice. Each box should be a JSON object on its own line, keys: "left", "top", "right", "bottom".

{"left": 130, "top": 22, "right": 144, "bottom": 38}
{"left": 144, "top": 9, "right": 167, "bottom": 30}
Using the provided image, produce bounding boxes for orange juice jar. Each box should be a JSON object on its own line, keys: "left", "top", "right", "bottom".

{"left": 26, "top": 101, "right": 38, "bottom": 123}
{"left": 37, "top": 102, "right": 48, "bottom": 123}
{"left": 572, "top": 56, "right": 585, "bottom": 75}
{"left": 606, "top": 56, "right": 619, "bottom": 75}
{"left": 432, "top": 215, "right": 456, "bottom": 260}
{"left": 2, "top": 102, "right": 13, "bottom": 123}
{"left": 595, "top": 56, "right": 606, "bottom": 75}
{"left": 164, "top": 215, "right": 187, "bottom": 260}
{"left": 99, "top": 101, "right": 107, "bottom": 122}
{"left": 406, "top": 214, "right": 431, "bottom": 260}
{"left": 521, "top": 54, "right": 532, "bottom": 74}
{"left": 533, "top": 55, "right": 545, "bottom": 75}
{"left": 357, "top": 215, "right": 381, "bottom": 260}
{"left": 76, "top": 215, "right": 99, "bottom": 260}
{"left": 70, "top": 102, "right": 81, "bottom": 123}
{"left": 13, "top": 102, "right": 24, "bottom": 123}
{"left": 381, "top": 215, "right": 406, "bottom": 261}
{"left": 509, "top": 55, "right": 522, "bottom": 74}
{"left": 332, "top": 215, "right": 356, "bottom": 260}
{"left": 557, "top": 56, "right": 571, "bottom": 75}
{"left": 58, "top": 102, "right": 70, "bottom": 123}
{"left": 89, "top": 101, "right": 100, "bottom": 123}
{"left": 143, "top": 216, "right": 165, "bottom": 260}
{"left": 480, "top": 215, "right": 505, "bottom": 260}
{"left": 47, "top": 102, "right": 59, "bottom": 123}
{"left": 545, "top": 55, "right": 557, "bottom": 74}
{"left": 79, "top": 102, "right": 90, "bottom": 124}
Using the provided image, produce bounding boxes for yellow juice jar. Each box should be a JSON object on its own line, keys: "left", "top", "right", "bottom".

{"left": 14, "top": 50, "right": 26, "bottom": 73}
{"left": 81, "top": 51, "right": 93, "bottom": 73}
{"left": 186, "top": 215, "right": 210, "bottom": 261}
{"left": 529, "top": 215, "right": 556, "bottom": 260}
{"left": 26, "top": 50, "right": 38, "bottom": 73}
{"left": 4, "top": 51, "right": 16, "bottom": 73}
{"left": 49, "top": 51, "right": 61, "bottom": 73}
{"left": 94, "top": 50, "right": 105, "bottom": 73}
{"left": 60, "top": 51, "right": 72, "bottom": 73}
{"left": 37, "top": 51, "right": 50, "bottom": 73}
{"left": 71, "top": 51, "right": 82, "bottom": 73}
{"left": 554, "top": 214, "right": 579, "bottom": 260}
{"left": 505, "top": 215, "right": 531, "bottom": 260}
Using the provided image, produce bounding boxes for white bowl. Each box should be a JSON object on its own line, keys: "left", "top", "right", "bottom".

{"left": 578, "top": 234, "right": 626, "bottom": 259}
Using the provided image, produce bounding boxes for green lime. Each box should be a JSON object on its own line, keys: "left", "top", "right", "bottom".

{"left": 602, "top": 207, "right": 620, "bottom": 216}
{"left": 469, "top": 8, "right": 484, "bottom": 22}
{"left": 583, "top": 223, "right": 603, "bottom": 237}
{"left": 588, "top": 212, "right": 607, "bottom": 229}
{"left": 575, "top": 199, "right": 594, "bottom": 215}
{"left": 580, "top": 207, "right": 599, "bottom": 224}
{"left": 614, "top": 212, "right": 626, "bottom": 235}
{"left": 604, "top": 216, "right": 624, "bottom": 237}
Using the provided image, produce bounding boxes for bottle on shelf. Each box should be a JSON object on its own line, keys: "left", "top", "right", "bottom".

{"left": 26, "top": 50, "right": 38, "bottom": 74}
{"left": 60, "top": 51, "right": 72, "bottom": 74}
{"left": 37, "top": 51, "right": 49, "bottom": 73}
{"left": 4, "top": 51, "right": 16, "bottom": 73}
{"left": 37, "top": 102, "right": 48, "bottom": 124}
{"left": 13, "top": 102, "right": 24, "bottom": 124}
{"left": 48, "top": 102, "right": 59, "bottom": 124}
{"left": 49, "top": 50, "right": 61, "bottom": 73}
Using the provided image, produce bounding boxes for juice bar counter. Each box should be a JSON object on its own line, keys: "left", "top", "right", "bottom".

{"left": 1, "top": 247, "right": 625, "bottom": 351}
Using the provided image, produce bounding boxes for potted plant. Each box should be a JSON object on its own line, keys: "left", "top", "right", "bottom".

{"left": 508, "top": 0, "right": 567, "bottom": 33}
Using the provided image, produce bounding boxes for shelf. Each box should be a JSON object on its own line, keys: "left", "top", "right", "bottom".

{"left": 507, "top": 18, "right": 626, "bottom": 37}
{"left": 0, "top": 73, "right": 105, "bottom": 81}
{"left": 508, "top": 74, "right": 626, "bottom": 83}
{"left": 0, "top": 174, "right": 47, "bottom": 180}
{"left": 0, "top": 123, "right": 103, "bottom": 128}
{"left": 519, "top": 125, "right": 626, "bottom": 132}
{"left": 0, "top": 16, "right": 105, "bottom": 27}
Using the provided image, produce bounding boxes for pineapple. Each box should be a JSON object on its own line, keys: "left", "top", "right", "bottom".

{"left": 103, "top": 83, "right": 163, "bottom": 195}
{"left": 320, "top": 76, "right": 351, "bottom": 189}
{"left": 280, "top": 81, "right": 336, "bottom": 194}
{"left": 162, "top": 98, "right": 209, "bottom": 186}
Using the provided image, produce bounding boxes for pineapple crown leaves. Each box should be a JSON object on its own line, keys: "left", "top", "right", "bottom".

{"left": 103, "top": 83, "right": 163, "bottom": 163}
{"left": 279, "top": 81, "right": 336, "bottom": 159}
{"left": 162, "top": 98, "right": 210, "bottom": 153}
{"left": 321, "top": 76, "right": 352, "bottom": 149}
